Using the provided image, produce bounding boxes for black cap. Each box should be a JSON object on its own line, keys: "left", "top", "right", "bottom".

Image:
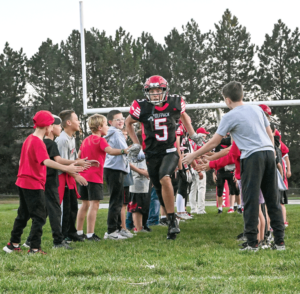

{"left": 53, "top": 115, "right": 62, "bottom": 125}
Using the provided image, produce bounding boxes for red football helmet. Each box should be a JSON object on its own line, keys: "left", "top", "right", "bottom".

{"left": 259, "top": 104, "right": 272, "bottom": 116}
{"left": 143, "top": 75, "right": 169, "bottom": 105}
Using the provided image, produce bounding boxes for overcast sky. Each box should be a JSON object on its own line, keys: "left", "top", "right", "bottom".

{"left": 1, "top": 0, "right": 299, "bottom": 58}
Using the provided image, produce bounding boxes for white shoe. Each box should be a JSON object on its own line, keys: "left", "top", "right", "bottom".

{"left": 119, "top": 229, "right": 133, "bottom": 238}
{"left": 104, "top": 231, "right": 127, "bottom": 240}
{"left": 180, "top": 213, "right": 192, "bottom": 220}
{"left": 197, "top": 211, "right": 207, "bottom": 214}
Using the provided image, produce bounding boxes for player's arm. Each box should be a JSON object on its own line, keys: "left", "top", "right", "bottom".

{"left": 180, "top": 112, "right": 195, "bottom": 137}
{"left": 176, "top": 135, "right": 182, "bottom": 170}
{"left": 277, "top": 162, "right": 283, "bottom": 178}
{"left": 182, "top": 133, "right": 223, "bottom": 165}
{"left": 125, "top": 115, "right": 140, "bottom": 145}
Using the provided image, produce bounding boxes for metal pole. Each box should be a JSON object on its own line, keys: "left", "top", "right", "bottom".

{"left": 79, "top": 1, "right": 88, "bottom": 115}
{"left": 84, "top": 99, "right": 300, "bottom": 114}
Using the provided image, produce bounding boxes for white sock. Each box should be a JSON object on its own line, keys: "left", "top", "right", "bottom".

{"left": 234, "top": 202, "right": 237, "bottom": 206}
{"left": 218, "top": 207, "right": 223, "bottom": 211}
{"left": 238, "top": 205, "right": 241, "bottom": 209}
{"left": 230, "top": 206, "right": 233, "bottom": 210}
{"left": 161, "top": 216, "right": 166, "bottom": 219}
{"left": 13, "top": 244, "right": 19, "bottom": 248}
{"left": 176, "top": 194, "right": 184, "bottom": 213}
{"left": 77, "top": 230, "right": 83, "bottom": 235}
{"left": 87, "top": 233, "right": 93, "bottom": 238}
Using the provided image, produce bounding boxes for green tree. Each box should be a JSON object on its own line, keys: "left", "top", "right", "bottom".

{"left": 0, "top": 43, "right": 27, "bottom": 193}
{"left": 205, "top": 9, "right": 256, "bottom": 102}
{"left": 257, "top": 20, "right": 300, "bottom": 186}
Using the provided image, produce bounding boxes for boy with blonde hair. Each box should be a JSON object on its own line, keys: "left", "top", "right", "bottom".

{"left": 77, "top": 114, "right": 129, "bottom": 241}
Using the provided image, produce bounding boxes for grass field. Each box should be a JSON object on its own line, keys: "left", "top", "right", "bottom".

{"left": 0, "top": 204, "right": 300, "bottom": 294}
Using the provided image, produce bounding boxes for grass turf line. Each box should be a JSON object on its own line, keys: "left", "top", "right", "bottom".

{"left": 0, "top": 204, "right": 299, "bottom": 293}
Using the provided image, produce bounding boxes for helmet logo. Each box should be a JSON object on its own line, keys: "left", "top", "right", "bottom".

{"left": 150, "top": 82, "right": 160, "bottom": 88}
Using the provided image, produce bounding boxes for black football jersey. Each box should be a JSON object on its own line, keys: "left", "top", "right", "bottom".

{"left": 129, "top": 95, "right": 186, "bottom": 155}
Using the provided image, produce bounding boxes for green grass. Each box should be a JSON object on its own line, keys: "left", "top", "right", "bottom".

{"left": 0, "top": 204, "right": 300, "bottom": 293}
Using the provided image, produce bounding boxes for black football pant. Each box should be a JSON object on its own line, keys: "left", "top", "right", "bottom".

{"left": 241, "top": 150, "right": 285, "bottom": 246}
{"left": 146, "top": 152, "right": 179, "bottom": 207}
{"left": 104, "top": 168, "right": 125, "bottom": 234}
{"left": 10, "top": 188, "right": 46, "bottom": 249}
{"left": 61, "top": 188, "right": 78, "bottom": 238}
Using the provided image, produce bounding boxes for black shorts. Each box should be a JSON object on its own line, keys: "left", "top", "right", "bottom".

{"left": 79, "top": 182, "right": 103, "bottom": 201}
{"left": 279, "top": 190, "right": 288, "bottom": 204}
{"left": 216, "top": 171, "right": 237, "bottom": 197}
{"left": 128, "top": 192, "right": 151, "bottom": 214}
{"left": 123, "top": 186, "right": 130, "bottom": 205}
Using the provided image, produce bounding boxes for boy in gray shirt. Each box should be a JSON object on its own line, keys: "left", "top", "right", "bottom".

{"left": 183, "top": 81, "right": 285, "bottom": 251}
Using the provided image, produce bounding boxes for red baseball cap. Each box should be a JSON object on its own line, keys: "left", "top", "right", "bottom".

{"left": 33, "top": 110, "right": 55, "bottom": 129}
{"left": 196, "top": 127, "right": 210, "bottom": 134}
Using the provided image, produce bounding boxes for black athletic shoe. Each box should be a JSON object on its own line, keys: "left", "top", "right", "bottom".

{"left": 234, "top": 205, "right": 237, "bottom": 211}
{"left": 143, "top": 226, "right": 152, "bottom": 232}
{"left": 3, "top": 242, "right": 22, "bottom": 253}
{"left": 28, "top": 248, "right": 47, "bottom": 255}
{"left": 271, "top": 242, "right": 285, "bottom": 251}
{"left": 159, "top": 218, "right": 168, "bottom": 226}
{"left": 167, "top": 233, "right": 177, "bottom": 240}
{"left": 239, "top": 243, "right": 258, "bottom": 252}
{"left": 87, "top": 233, "right": 101, "bottom": 241}
{"left": 218, "top": 209, "right": 223, "bottom": 214}
{"left": 22, "top": 240, "right": 31, "bottom": 248}
{"left": 168, "top": 213, "right": 180, "bottom": 234}
{"left": 53, "top": 240, "right": 73, "bottom": 250}
{"left": 66, "top": 233, "right": 85, "bottom": 242}
{"left": 236, "top": 233, "right": 247, "bottom": 241}
{"left": 237, "top": 208, "right": 243, "bottom": 214}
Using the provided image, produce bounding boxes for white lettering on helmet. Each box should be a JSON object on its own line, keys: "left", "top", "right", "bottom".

{"left": 150, "top": 82, "right": 160, "bottom": 88}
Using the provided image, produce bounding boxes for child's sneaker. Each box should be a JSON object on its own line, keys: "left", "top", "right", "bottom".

{"left": 53, "top": 240, "right": 73, "bottom": 250}
{"left": 104, "top": 231, "right": 127, "bottom": 240}
{"left": 28, "top": 248, "right": 47, "bottom": 255}
{"left": 237, "top": 208, "right": 243, "bottom": 214}
{"left": 3, "top": 243, "right": 22, "bottom": 253}
{"left": 86, "top": 233, "right": 101, "bottom": 241}
{"left": 239, "top": 243, "right": 258, "bottom": 252}
{"left": 227, "top": 208, "right": 234, "bottom": 213}
{"left": 218, "top": 209, "right": 223, "bottom": 214}
{"left": 118, "top": 229, "right": 133, "bottom": 238}
{"left": 159, "top": 218, "right": 168, "bottom": 226}
{"left": 22, "top": 240, "right": 30, "bottom": 248}
{"left": 271, "top": 242, "right": 285, "bottom": 251}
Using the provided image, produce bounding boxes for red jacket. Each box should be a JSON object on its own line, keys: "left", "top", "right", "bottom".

{"left": 209, "top": 142, "right": 241, "bottom": 180}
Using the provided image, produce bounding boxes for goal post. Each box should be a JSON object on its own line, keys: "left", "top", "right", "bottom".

{"left": 79, "top": 1, "right": 300, "bottom": 115}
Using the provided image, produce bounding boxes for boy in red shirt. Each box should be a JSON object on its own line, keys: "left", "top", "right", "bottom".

{"left": 3, "top": 111, "right": 83, "bottom": 254}
{"left": 76, "top": 114, "right": 129, "bottom": 241}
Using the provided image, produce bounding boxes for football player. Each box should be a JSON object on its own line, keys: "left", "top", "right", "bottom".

{"left": 125, "top": 75, "right": 203, "bottom": 240}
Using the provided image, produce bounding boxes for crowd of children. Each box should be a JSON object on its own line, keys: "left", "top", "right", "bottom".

{"left": 3, "top": 77, "right": 291, "bottom": 254}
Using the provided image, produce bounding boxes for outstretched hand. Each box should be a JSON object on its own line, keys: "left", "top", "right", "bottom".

{"left": 76, "top": 157, "right": 92, "bottom": 169}
{"left": 182, "top": 153, "right": 195, "bottom": 165}
{"left": 66, "top": 162, "right": 84, "bottom": 174}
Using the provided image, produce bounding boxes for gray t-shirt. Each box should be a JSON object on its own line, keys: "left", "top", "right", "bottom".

{"left": 55, "top": 131, "right": 78, "bottom": 174}
{"left": 216, "top": 105, "right": 274, "bottom": 159}
{"left": 129, "top": 157, "right": 150, "bottom": 193}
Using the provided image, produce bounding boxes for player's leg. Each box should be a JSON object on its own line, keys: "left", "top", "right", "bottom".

{"left": 198, "top": 171, "right": 206, "bottom": 214}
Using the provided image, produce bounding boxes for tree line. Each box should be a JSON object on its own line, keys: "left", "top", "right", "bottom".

{"left": 1, "top": 9, "right": 300, "bottom": 193}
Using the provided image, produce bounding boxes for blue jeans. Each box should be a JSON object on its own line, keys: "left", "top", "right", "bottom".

{"left": 147, "top": 187, "right": 160, "bottom": 226}
{"left": 126, "top": 212, "right": 134, "bottom": 230}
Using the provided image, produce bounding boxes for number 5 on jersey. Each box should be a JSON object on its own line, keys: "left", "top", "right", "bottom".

{"left": 154, "top": 118, "right": 168, "bottom": 141}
